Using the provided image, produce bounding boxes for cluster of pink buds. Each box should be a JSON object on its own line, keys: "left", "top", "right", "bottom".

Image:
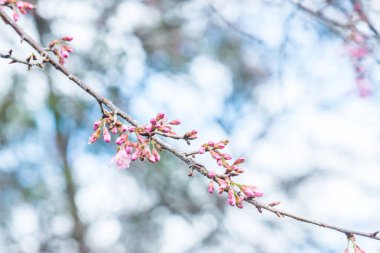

{"left": 200, "top": 140, "right": 245, "bottom": 176}
{"left": 88, "top": 111, "right": 262, "bottom": 208}
{"left": 343, "top": 235, "right": 366, "bottom": 253}
{"left": 48, "top": 36, "right": 74, "bottom": 65}
{"left": 0, "top": 0, "right": 34, "bottom": 21}
{"left": 88, "top": 112, "right": 193, "bottom": 170}
{"left": 139, "top": 112, "right": 181, "bottom": 136}
{"left": 346, "top": 3, "right": 372, "bottom": 97}
{"left": 200, "top": 140, "right": 263, "bottom": 208}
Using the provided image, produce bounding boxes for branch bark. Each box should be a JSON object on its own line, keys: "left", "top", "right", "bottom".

{"left": 1, "top": 7, "right": 379, "bottom": 242}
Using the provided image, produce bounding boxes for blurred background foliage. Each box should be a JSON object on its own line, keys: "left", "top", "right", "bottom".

{"left": 1, "top": 0, "right": 380, "bottom": 252}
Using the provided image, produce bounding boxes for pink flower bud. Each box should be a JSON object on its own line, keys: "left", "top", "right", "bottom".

{"left": 208, "top": 141, "right": 215, "bottom": 147}
{"left": 49, "top": 40, "right": 58, "bottom": 49}
{"left": 144, "top": 125, "right": 153, "bottom": 132}
{"left": 217, "top": 159, "right": 223, "bottom": 166}
{"left": 115, "top": 136, "right": 124, "bottom": 145}
{"left": 218, "top": 180, "right": 227, "bottom": 194}
{"left": 208, "top": 170, "right": 216, "bottom": 178}
{"left": 62, "top": 36, "right": 73, "bottom": 41}
{"left": 236, "top": 195, "right": 245, "bottom": 209}
{"left": 221, "top": 153, "right": 232, "bottom": 160}
{"left": 156, "top": 113, "right": 165, "bottom": 121}
{"left": 93, "top": 120, "right": 102, "bottom": 130}
{"left": 354, "top": 245, "right": 366, "bottom": 253}
{"left": 159, "top": 126, "right": 171, "bottom": 133}
{"left": 128, "top": 126, "right": 135, "bottom": 133}
{"left": 88, "top": 134, "right": 98, "bottom": 144}
{"left": 228, "top": 188, "right": 236, "bottom": 206}
{"left": 169, "top": 119, "right": 181, "bottom": 125}
{"left": 88, "top": 128, "right": 101, "bottom": 144}
{"left": 103, "top": 127, "right": 111, "bottom": 143}
{"left": 121, "top": 125, "right": 128, "bottom": 132}
{"left": 148, "top": 154, "right": 156, "bottom": 163}
{"left": 62, "top": 45, "right": 73, "bottom": 53}
{"left": 152, "top": 148, "right": 160, "bottom": 162}
{"left": 240, "top": 185, "right": 263, "bottom": 198}
{"left": 111, "top": 127, "right": 118, "bottom": 134}
{"left": 198, "top": 146, "right": 206, "bottom": 154}
{"left": 210, "top": 150, "right": 220, "bottom": 160}
{"left": 60, "top": 48, "right": 69, "bottom": 58}
{"left": 208, "top": 180, "right": 214, "bottom": 194}
{"left": 150, "top": 118, "right": 157, "bottom": 125}
{"left": 125, "top": 145, "right": 133, "bottom": 154}
{"left": 216, "top": 143, "right": 225, "bottom": 149}
{"left": 233, "top": 157, "right": 245, "bottom": 165}
{"left": 184, "top": 130, "right": 198, "bottom": 140}
{"left": 131, "top": 150, "right": 140, "bottom": 161}
{"left": 236, "top": 202, "right": 244, "bottom": 209}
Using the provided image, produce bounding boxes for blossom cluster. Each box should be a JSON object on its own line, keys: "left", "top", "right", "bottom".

{"left": 199, "top": 140, "right": 263, "bottom": 208}
{"left": 48, "top": 36, "right": 74, "bottom": 65}
{"left": 0, "top": 0, "right": 34, "bottom": 21}
{"left": 88, "top": 112, "right": 192, "bottom": 170}
{"left": 88, "top": 111, "right": 263, "bottom": 208}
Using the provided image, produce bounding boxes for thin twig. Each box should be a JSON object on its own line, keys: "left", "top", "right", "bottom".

{"left": 207, "top": 3, "right": 265, "bottom": 45}
{"left": 0, "top": 8, "right": 379, "bottom": 242}
{"left": 0, "top": 50, "right": 44, "bottom": 69}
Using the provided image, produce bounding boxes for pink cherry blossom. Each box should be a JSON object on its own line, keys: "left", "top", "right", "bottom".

{"left": 112, "top": 149, "right": 131, "bottom": 170}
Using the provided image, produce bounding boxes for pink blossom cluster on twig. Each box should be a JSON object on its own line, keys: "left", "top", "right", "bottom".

{"left": 0, "top": 0, "right": 34, "bottom": 21}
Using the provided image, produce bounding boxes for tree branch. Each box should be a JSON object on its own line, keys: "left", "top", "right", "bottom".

{"left": 1, "top": 7, "right": 379, "bottom": 242}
